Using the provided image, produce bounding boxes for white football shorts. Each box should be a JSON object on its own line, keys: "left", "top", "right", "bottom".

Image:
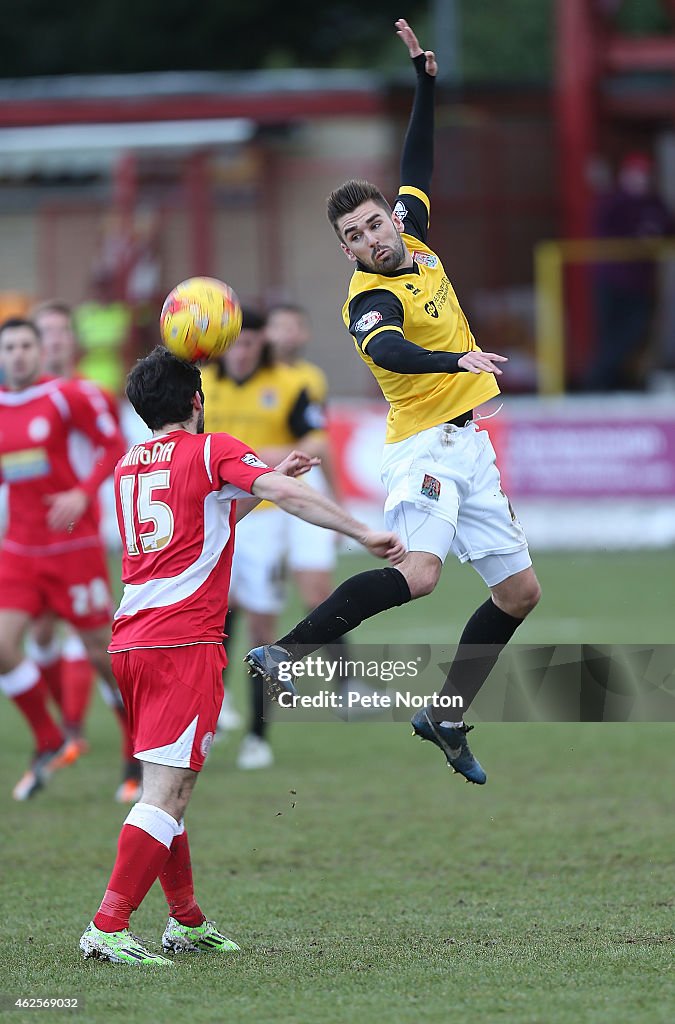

{"left": 380, "top": 421, "right": 531, "bottom": 587}
{"left": 230, "top": 507, "right": 287, "bottom": 615}
{"left": 285, "top": 467, "right": 337, "bottom": 573}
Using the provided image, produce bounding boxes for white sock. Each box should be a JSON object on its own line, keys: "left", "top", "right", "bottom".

{"left": 124, "top": 802, "right": 180, "bottom": 850}
{"left": 25, "top": 636, "right": 62, "bottom": 667}
{"left": 0, "top": 659, "right": 40, "bottom": 698}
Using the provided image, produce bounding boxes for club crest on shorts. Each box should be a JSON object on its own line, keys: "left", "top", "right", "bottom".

{"left": 200, "top": 732, "right": 214, "bottom": 757}
{"left": 421, "top": 474, "right": 441, "bottom": 501}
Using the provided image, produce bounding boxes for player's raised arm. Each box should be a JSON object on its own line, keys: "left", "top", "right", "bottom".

{"left": 397, "top": 18, "right": 437, "bottom": 200}
{"left": 251, "top": 471, "right": 406, "bottom": 564}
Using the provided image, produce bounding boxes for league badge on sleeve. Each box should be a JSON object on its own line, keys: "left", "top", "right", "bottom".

{"left": 354, "top": 310, "right": 383, "bottom": 333}
{"left": 241, "top": 453, "right": 268, "bottom": 468}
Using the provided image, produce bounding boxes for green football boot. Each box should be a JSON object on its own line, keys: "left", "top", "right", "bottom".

{"left": 161, "top": 917, "right": 241, "bottom": 954}
{"left": 79, "top": 922, "right": 173, "bottom": 965}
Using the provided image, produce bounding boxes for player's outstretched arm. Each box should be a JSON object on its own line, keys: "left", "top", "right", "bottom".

{"left": 365, "top": 331, "right": 507, "bottom": 376}
{"left": 397, "top": 18, "right": 437, "bottom": 199}
{"left": 395, "top": 18, "right": 437, "bottom": 76}
{"left": 252, "top": 472, "right": 406, "bottom": 563}
{"left": 235, "top": 450, "right": 320, "bottom": 523}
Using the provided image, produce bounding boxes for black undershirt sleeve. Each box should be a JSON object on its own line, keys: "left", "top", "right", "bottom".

{"left": 288, "top": 388, "right": 326, "bottom": 438}
{"left": 400, "top": 54, "right": 435, "bottom": 197}
{"left": 366, "top": 330, "right": 467, "bottom": 375}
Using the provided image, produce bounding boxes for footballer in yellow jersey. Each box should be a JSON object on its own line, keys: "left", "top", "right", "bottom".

{"left": 265, "top": 304, "right": 338, "bottom": 606}
{"left": 265, "top": 304, "right": 372, "bottom": 704}
{"left": 245, "top": 20, "right": 541, "bottom": 787}
{"left": 265, "top": 305, "right": 329, "bottom": 405}
{"left": 202, "top": 308, "right": 326, "bottom": 767}
{"left": 342, "top": 190, "right": 500, "bottom": 443}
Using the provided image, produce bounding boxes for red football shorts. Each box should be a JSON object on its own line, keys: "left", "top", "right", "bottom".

{"left": 110, "top": 643, "right": 227, "bottom": 772}
{"left": 0, "top": 544, "right": 112, "bottom": 631}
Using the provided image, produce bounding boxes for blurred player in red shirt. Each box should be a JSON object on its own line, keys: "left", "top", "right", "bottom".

{"left": 26, "top": 301, "right": 138, "bottom": 796}
{"left": 79, "top": 345, "right": 403, "bottom": 964}
{"left": 0, "top": 317, "right": 130, "bottom": 800}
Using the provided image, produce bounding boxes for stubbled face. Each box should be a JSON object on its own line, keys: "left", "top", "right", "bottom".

{"left": 0, "top": 326, "right": 42, "bottom": 390}
{"left": 337, "top": 200, "right": 410, "bottom": 274}
{"left": 33, "top": 310, "right": 77, "bottom": 376}
{"left": 223, "top": 328, "right": 267, "bottom": 381}
{"left": 266, "top": 309, "right": 310, "bottom": 361}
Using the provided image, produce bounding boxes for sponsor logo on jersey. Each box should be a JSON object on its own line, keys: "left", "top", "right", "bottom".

{"left": 27, "top": 416, "right": 50, "bottom": 442}
{"left": 405, "top": 283, "right": 421, "bottom": 296}
{"left": 260, "top": 389, "right": 278, "bottom": 408}
{"left": 0, "top": 447, "right": 50, "bottom": 482}
{"left": 420, "top": 474, "right": 441, "bottom": 501}
{"left": 425, "top": 301, "right": 439, "bottom": 318}
{"left": 241, "top": 452, "right": 268, "bottom": 468}
{"left": 354, "top": 310, "right": 383, "bottom": 333}
{"left": 200, "top": 731, "right": 214, "bottom": 757}
{"left": 413, "top": 250, "right": 438, "bottom": 269}
{"left": 393, "top": 200, "right": 409, "bottom": 221}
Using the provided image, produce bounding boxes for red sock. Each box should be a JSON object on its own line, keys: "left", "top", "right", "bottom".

{"left": 61, "top": 658, "right": 94, "bottom": 732}
{"left": 93, "top": 813, "right": 176, "bottom": 932}
{"left": 113, "top": 705, "right": 135, "bottom": 762}
{"left": 41, "top": 658, "right": 64, "bottom": 711}
{"left": 159, "top": 827, "right": 204, "bottom": 927}
{"left": 3, "top": 662, "right": 63, "bottom": 753}
{"left": 97, "top": 679, "right": 135, "bottom": 761}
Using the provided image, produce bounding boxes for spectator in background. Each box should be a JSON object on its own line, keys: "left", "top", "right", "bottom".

{"left": 74, "top": 270, "right": 132, "bottom": 395}
{"left": 587, "top": 152, "right": 674, "bottom": 391}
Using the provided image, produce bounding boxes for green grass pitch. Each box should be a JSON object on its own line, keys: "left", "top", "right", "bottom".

{"left": 2, "top": 550, "right": 674, "bottom": 1024}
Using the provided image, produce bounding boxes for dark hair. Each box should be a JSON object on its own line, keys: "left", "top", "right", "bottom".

{"left": 326, "top": 179, "right": 391, "bottom": 237}
{"left": 216, "top": 307, "right": 273, "bottom": 378}
{"left": 0, "top": 317, "right": 41, "bottom": 344}
{"left": 32, "top": 299, "right": 73, "bottom": 320}
{"left": 241, "top": 307, "right": 266, "bottom": 332}
{"left": 266, "top": 302, "right": 308, "bottom": 320}
{"left": 126, "top": 346, "right": 203, "bottom": 430}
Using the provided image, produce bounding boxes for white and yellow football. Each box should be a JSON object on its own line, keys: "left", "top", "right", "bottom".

{"left": 159, "top": 277, "right": 242, "bottom": 362}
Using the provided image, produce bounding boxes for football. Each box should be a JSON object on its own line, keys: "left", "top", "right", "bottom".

{"left": 159, "top": 277, "right": 242, "bottom": 362}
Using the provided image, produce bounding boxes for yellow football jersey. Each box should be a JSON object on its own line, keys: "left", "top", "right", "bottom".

{"left": 202, "top": 360, "right": 323, "bottom": 511}
{"left": 202, "top": 362, "right": 311, "bottom": 447}
{"left": 343, "top": 186, "right": 499, "bottom": 444}
{"left": 289, "top": 358, "right": 328, "bottom": 406}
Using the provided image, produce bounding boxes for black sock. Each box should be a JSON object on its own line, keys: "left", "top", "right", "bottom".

{"left": 434, "top": 598, "right": 523, "bottom": 721}
{"left": 223, "top": 607, "right": 237, "bottom": 657}
{"left": 279, "top": 567, "right": 411, "bottom": 659}
{"left": 322, "top": 635, "right": 347, "bottom": 663}
{"left": 249, "top": 673, "right": 267, "bottom": 739}
{"left": 322, "top": 635, "right": 351, "bottom": 687}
